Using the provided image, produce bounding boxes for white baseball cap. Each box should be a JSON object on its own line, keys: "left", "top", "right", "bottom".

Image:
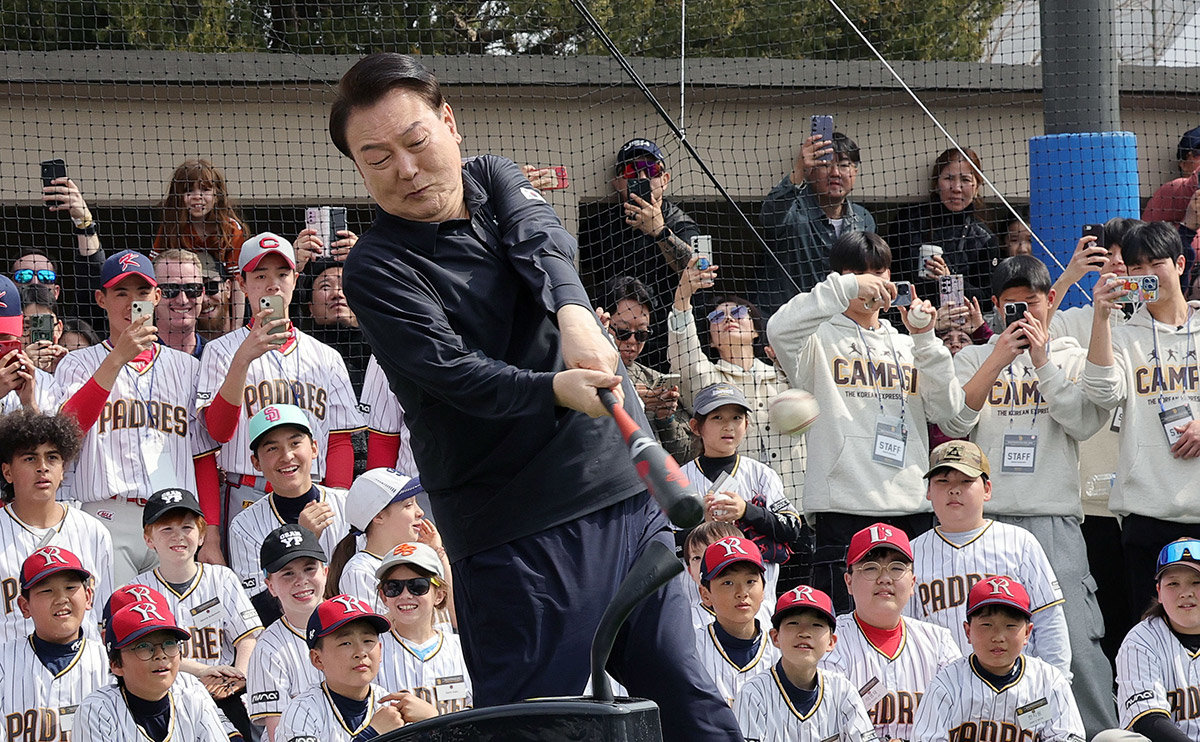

{"left": 239, "top": 232, "right": 297, "bottom": 273}
{"left": 345, "top": 469, "right": 424, "bottom": 535}
{"left": 375, "top": 541, "right": 443, "bottom": 581}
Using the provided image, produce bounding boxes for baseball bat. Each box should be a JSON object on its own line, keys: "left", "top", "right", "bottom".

{"left": 598, "top": 388, "right": 703, "bottom": 529}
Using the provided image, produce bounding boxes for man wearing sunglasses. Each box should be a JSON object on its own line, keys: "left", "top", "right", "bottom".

{"left": 579, "top": 138, "right": 705, "bottom": 370}
{"left": 152, "top": 249, "right": 207, "bottom": 359}
{"left": 13, "top": 247, "right": 109, "bottom": 333}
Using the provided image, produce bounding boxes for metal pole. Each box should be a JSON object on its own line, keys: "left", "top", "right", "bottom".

{"left": 1040, "top": 0, "right": 1120, "bottom": 133}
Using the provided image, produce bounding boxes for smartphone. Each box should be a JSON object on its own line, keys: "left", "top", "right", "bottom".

{"left": 328, "top": 207, "right": 348, "bottom": 252}
{"left": 893, "top": 281, "right": 913, "bottom": 308}
{"left": 1113, "top": 275, "right": 1159, "bottom": 304}
{"left": 810, "top": 115, "right": 834, "bottom": 162}
{"left": 259, "top": 295, "right": 287, "bottom": 343}
{"left": 28, "top": 314, "right": 54, "bottom": 344}
{"left": 938, "top": 274, "right": 965, "bottom": 308}
{"left": 1082, "top": 224, "right": 1107, "bottom": 267}
{"left": 1005, "top": 301, "right": 1029, "bottom": 348}
{"left": 40, "top": 159, "right": 67, "bottom": 210}
{"left": 131, "top": 300, "right": 154, "bottom": 326}
{"left": 690, "top": 235, "right": 712, "bottom": 270}
{"left": 656, "top": 373, "right": 682, "bottom": 388}
{"left": 0, "top": 339, "right": 21, "bottom": 360}
{"left": 628, "top": 177, "right": 652, "bottom": 204}
{"left": 540, "top": 166, "right": 570, "bottom": 190}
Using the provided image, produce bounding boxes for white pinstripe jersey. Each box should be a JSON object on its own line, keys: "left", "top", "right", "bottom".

{"left": 56, "top": 343, "right": 215, "bottom": 502}
{"left": 376, "top": 629, "right": 472, "bottom": 715}
{"left": 0, "top": 634, "right": 109, "bottom": 741}
{"left": 130, "top": 564, "right": 261, "bottom": 667}
{"left": 196, "top": 327, "right": 364, "bottom": 479}
{"left": 685, "top": 575, "right": 774, "bottom": 635}
{"left": 0, "top": 367, "right": 64, "bottom": 415}
{"left": 339, "top": 550, "right": 385, "bottom": 614}
{"left": 735, "top": 666, "right": 879, "bottom": 742}
{"left": 74, "top": 682, "right": 228, "bottom": 742}
{"left": 228, "top": 486, "right": 348, "bottom": 594}
{"left": 245, "top": 616, "right": 321, "bottom": 721}
{"left": 911, "top": 655, "right": 1085, "bottom": 742}
{"left": 906, "top": 521, "right": 1068, "bottom": 664}
{"left": 360, "top": 356, "right": 418, "bottom": 476}
{"left": 694, "top": 621, "right": 780, "bottom": 706}
{"left": 276, "top": 682, "right": 386, "bottom": 742}
{"left": 1116, "top": 616, "right": 1200, "bottom": 734}
{"left": 821, "top": 613, "right": 962, "bottom": 741}
{"left": 0, "top": 506, "right": 112, "bottom": 643}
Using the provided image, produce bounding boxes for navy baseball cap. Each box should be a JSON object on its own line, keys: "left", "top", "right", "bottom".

{"left": 1178, "top": 125, "right": 1200, "bottom": 160}
{"left": 100, "top": 250, "right": 157, "bottom": 289}
{"left": 692, "top": 383, "right": 752, "bottom": 417}
{"left": 306, "top": 594, "right": 390, "bottom": 649}
{"left": 616, "top": 138, "right": 664, "bottom": 166}
{"left": 143, "top": 488, "right": 204, "bottom": 528}
{"left": 0, "top": 275, "right": 23, "bottom": 337}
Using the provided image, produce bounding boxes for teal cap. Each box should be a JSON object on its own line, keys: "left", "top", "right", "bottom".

{"left": 248, "top": 404, "right": 312, "bottom": 451}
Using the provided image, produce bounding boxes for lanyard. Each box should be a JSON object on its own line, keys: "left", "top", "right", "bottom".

{"left": 854, "top": 324, "right": 908, "bottom": 423}
{"left": 1150, "top": 309, "right": 1197, "bottom": 413}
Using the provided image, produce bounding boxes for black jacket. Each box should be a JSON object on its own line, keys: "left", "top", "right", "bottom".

{"left": 889, "top": 200, "right": 999, "bottom": 309}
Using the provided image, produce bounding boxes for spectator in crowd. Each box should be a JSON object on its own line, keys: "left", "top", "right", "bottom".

{"left": 294, "top": 220, "right": 360, "bottom": 271}
{"left": 1143, "top": 124, "right": 1199, "bottom": 285}
{"left": 12, "top": 248, "right": 106, "bottom": 332}
{"left": 0, "top": 280, "right": 62, "bottom": 415}
{"left": 759, "top": 131, "right": 876, "bottom": 311}
{"left": 890, "top": 147, "right": 999, "bottom": 308}
{"left": 19, "top": 283, "right": 68, "bottom": 374}
{"left": 152, "top": 249, "right": 207, "bottom": 359}
{"left": 38, "top": 174, "right": 107, "bottom": 329}
{"left": 194, "top": 251, "right": 236, "bottom": 341}
{"left": 668, "top": 255, "right": 804, "bottom": 516}
{"left": 1082, "top": 221, "right": 1200, "bottom": 617}
{"left": 152, "top": 158, "right": 249, "bottom": 329}
{"left": 767, "top": 231, "right": 962, "bottom": 611}
{"left": 59, "top": 318, "right": 99, "bottom": 351}
{"left": 599, "top": 276, "right": 692, "bottom": 461}
{"left": 1003, "top": 215, "right": 1034, "bottom": 257}
{"left": 298, "top": 259, "right": 370, "bottom": 393}
{"left": 579, "top": 137, "right": 704, "bottom": 370}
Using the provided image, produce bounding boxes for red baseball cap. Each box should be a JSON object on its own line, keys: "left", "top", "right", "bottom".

{"left": 105, "top": 601, "right": 189, "bottom": 650}
{"left": 772, "top": 585, "right": 836, "bottom": 627}
{"left": 966, "top": 575, "right": 1032, "bottom": 619}
{"left": 306, "top": 594, "right": 390, "bottom": 649}
{"left": 20, "top": 546, "right": 92, "bottom": 590}
{"left": 104, "top": 584, "right": 169, "bottom": 622}
{"left": 700, "top": 537, "right": 765, "bottom": 583}
{"left": 846, "top": 523, "right": 913, "bottom": 566}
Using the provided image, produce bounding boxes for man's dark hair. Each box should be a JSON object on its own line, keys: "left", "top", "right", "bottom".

{"left": 605, "top": 276, "right": 653, "bottom": 315}
{"left": 831, "top": 132, "right": 861, "bottom": 164}
{"left": 991, "top": 255, "right": 1051, "bottom": 298}
{"left": 1103, "top": 217, "right": 1144, "bottom": 250}
{"left": 829, "top": 231, "right": 890, "bottom": 273}
{"left": 18, "top": 283, "right": 57, "bottom": 313}
{"left": 1122, "top": 221, "right": 1184, "bottom": 266}
{"left": 11, "top": 248, "right": 52, "bottom": 275}
{"left": 330, "top": 54, "right": 446, "bottom": 159}
{"left": 60, "top": 318, "right": 100, "bottom": 347}
{"left": 0, "top": 409, "right": 81, "bottom": 466}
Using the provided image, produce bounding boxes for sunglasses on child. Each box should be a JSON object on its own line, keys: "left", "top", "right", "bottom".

{"left": 706, "top": 305, "right": 751, "bottom": 325}
{"left": 619, "top": 160, "right": 665, "bottom": 180}
{"left": 1157, "top": 539, "right": 1200, "bottom": 572}
{"left": 612, "top": 327, "right": 651, "bottom": 343}
{"left": 380, "top": 577, "right": 438, "bottom": 598}
{"left": 13, "top": 269, "right": 56, "bottom": 284}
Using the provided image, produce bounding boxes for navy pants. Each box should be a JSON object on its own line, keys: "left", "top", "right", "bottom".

{"left": 453, "top": 492, "right": 743, "bottom": 742}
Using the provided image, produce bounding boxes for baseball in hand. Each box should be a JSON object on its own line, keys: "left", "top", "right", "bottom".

{"left": 907, "top": 305, "right": 932, "bottom": 329}
{"left": 768, "top": 389, "right": 820, "bottom": 437}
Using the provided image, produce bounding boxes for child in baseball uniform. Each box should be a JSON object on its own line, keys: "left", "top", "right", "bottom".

{"left": 911, "top": 576, "right": 1085, "bottom": 742}
{"left": 361, "top": 355, "right": 419, "bottom": 475}
{"left": 276, "top": 595, "right": 434, "bottom": 741}
{"left": 684, "top": 521, "right": 773, "bottom": 631}
{"left": 766, "top": 231, "right": 963, "bottom": 613}
{"left": 0, "top": 273, "right": 64, "bottom": 414}
{"left": 246, "top": 524, "right": 329, "bottom": 740}
{"left": 734, "top": 586, "right": 877, "bottom": 742}
{"left": 76, "top": 598, "right": 228, "bottom": 740}
{"left": 906, "top": 441, "right": 1072, "bottom": 677}
{"left": 228, "top": 403, "right": 349, "bottom": 601}
{"left": 823, "top": 523, "right": 961, "bottom": 741}
{"left": 0, "top": 547, "right": 109, "bottom": 741}
{"left": 197, "top": 232, "right": 363, "bottom": 522}
{"left": 56, "top": 249, "right": 222, "bottom": 579}
{"left": 132, "top": 486, "right": 262, "bottom": 738}
{"left": 680, "top": 382, "right": 805, "bottom": 610}
{"left": 0, "top": 408, "right": 112, "bottom": 642}
{"left": 374, "top": 542, "right": 471, "bottom": 715}
{"left": 1111, "top": 538, "right": 1200, "bottom": 741}
{"left": 694, "top": 535, "right": 780, "bottom": 706}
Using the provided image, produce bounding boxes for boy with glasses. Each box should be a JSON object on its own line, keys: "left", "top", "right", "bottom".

{"left": 153, "top": 249, "right": 208, "bottom": 358}
{"left": 823, "top": 524, "right": 961, "bottom": 742}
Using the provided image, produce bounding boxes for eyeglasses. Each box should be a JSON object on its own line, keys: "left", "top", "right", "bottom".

{"left": 13, "top": 269, "right": 56, "bottom": 284}
{"left": 202, "top": 280, "right": 223, "bottom": 296}
{"left": 706, "top": 305, "right": 751, "bottom": 325}
{"left": 159, "top": 283, "right": 204, "bottom": 299}
{"left": 1158, "top": 539, "right": 1200, "bottom": 572}
{"left": 619, "top": 160, "right": 664, "bottom": 180}
{"left": 854, "top": 561, "right": 912, "bottom": 581}
{"left": 812, "top": 160, "right": 858, "bottom": 172}
{"left": 612, "top": 327, "right": 650, "bottom": 343}
{"left": 126, "top": 638, "right": 183, "bottom": 660}
{"left": 380, "top": 577, "right": 436, "bottom": 598}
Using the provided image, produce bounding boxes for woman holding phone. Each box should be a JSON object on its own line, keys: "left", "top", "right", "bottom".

{"left": 889, "top": 147, "right": 999, "bottom": 310}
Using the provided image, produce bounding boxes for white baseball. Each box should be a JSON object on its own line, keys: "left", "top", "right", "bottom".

{"left": 768, "top": 389, "right": 820, "bottom": 437}
{"left": 908, "top": 305, "right": 932, "bottom": 329}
